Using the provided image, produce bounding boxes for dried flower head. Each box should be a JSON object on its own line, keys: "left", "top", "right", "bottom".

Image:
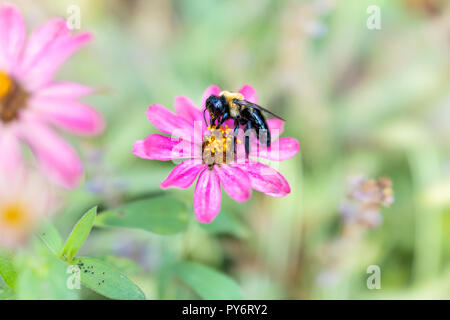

{"left": 340, "top": 175, "right": 394, "bottom": 228}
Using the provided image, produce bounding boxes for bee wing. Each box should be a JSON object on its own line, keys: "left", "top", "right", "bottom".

{"left": 233, "top": 100, "right": 285, "bottom": 121}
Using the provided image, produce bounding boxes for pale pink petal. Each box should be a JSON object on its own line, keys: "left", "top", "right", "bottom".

{"left": 250, "top": 137, "right": 299, "bottom": 161}
{"left": 16, "top": 18, "right": 71, "bottom": 78}
{"left": 0, "top": 128, "right": 22, "bottom": 173}
{"left": 243, "top": 162, "right": 290, "bottom": 197}
{"left": 18, "top": 120, "right": 83, "bottom": 189}
{"left": 0, "top": 3, "right": 26, "bottom": 72}
{"left": 175, "top": 96, "right": 202, "bottom": 123}
{"left": 194, "top": 168, "right": 221, "bottom": 223}
{"left": 215, "top": 165, "right": 251, "bottom": 202}
{"left": 267, "top": 118, "right": 284, "bottom": 141}
{"left": 20, "top": 31, "right": 93, "bottom": 91}
{"left": 133, "top": 134, "right": 193, "bottom": 161}
{"left": 238, "top": 84, "right": 258, "bottom": 103}
{"left": 160, "top": 159, "right": 204, "bottom": 189}
{"left": 29, "top": 97, "right": 104, "bottom": 135}
{"left": 36, "top": 82, "right": 94, "bottom": 99}
{"left": 201, "top": 84, "right": 221, "bottom": 108}
{"left": 146, "top": 104, "right": 194, "bottom": 138}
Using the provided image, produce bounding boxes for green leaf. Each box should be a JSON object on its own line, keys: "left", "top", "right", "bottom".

{"left": 38, "top": 221, "right": 64, "bottom": 255}
{"left": 0, "top": 252, "right": 17, "bottom": 290}
{"left": 16, "top": 255, "right": 79, "bottom": 300}
{"left": 95, "top": 196, "right": 189, "bottom": 235}
{"left": 73, "top": 257, "right": 145, "bottom": 300}
{"left": 96, "top": 255, "right": 141, "bottom": 274}
{"left": 61, "top": 207, "right": 97, "bottom": 262}
{"left": 173, "top": 262, "right": 243, "bottom": 300}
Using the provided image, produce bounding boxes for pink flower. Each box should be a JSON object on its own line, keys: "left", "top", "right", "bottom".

{"left": 0, "top": 167, "right": 56, "bottom": 248}
{"left": 0, "top": 4, "right": 104, "bottom": 188}
{"left": 133, "top": 84, "right": 299, "bottom": 223}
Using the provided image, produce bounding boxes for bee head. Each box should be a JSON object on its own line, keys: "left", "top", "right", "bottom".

{"left": 205, "top": 95, "right": 225, "bottom": 118}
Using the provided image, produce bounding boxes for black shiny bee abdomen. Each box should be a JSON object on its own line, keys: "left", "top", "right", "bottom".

{"left": 240, "top": 107, "right": 271, "bottom": 148}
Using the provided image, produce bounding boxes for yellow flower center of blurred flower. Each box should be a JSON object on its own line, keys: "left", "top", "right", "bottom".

{"left": 0, "top": 202, "right": 30, "bottom": 228}
{"left": 0, "top": 71, "right": 29, "bottom": 123}
{"left": 0, "top": 72, "right": 12, "bottom": 98}
{"left": 202, "top": 125, "right": 241, "bottom": 166}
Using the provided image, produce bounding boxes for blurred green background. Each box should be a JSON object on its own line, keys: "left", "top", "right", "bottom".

{"left": 9, "top": 0, "right": 450, "bottom": 299}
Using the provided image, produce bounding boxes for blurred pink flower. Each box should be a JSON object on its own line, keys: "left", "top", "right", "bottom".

{"left": 0, "top": 3, "right": 104, "bottom": 188}
{"left": 133, "top": 84, "right": 299, "bottom": 223}
{"left": 0, "top": 168, "right": 55, "bottom": 248}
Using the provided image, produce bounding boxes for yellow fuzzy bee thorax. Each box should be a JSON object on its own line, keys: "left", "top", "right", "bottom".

{"left": 219, "top": 91, "right": 244, "bottom": 118}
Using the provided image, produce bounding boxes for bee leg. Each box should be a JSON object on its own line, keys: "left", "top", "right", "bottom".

{"left": 254, "top": 127, "right": 261, "bottom": 156}
{"left": 256, "top": 127, "right": 271, "bottom": 153}
{"left": 209, "top": 116, "right": 216, "bottom": 128}
{"left": 245, "top": 121, "right": 252, "bottom": 159}
{"left": 260, "top": 128, "right": 271, "bottom": 148}
{"left": 216, "top": 113, "right": 229, "bottom": 129}
{"left": 232, "top": 119, "right": 239, "bottom": 160}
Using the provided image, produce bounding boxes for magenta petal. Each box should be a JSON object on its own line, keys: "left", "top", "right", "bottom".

{"left": 20, "top": 31, "right": 93, "bottom": 90}
{"left": 36, "top": 82, "right": 94, "bottom": 99}
{"left": 251, "top": 137, "right": 299, "bottom": 161}
{"left": 175, "top": 96, "right": 202, "bottom": 123}
{"left": 201, "top": 85, "right": 221, "bottom": 108}
{"left": 243, "top": 162, "right": 290, "bottom": 197}
{"left": 18, "top": 120, "right": 83, "bottom": 189}
{"left": 215, "top": 165, "right": 251, "bottom": 202}
{"left": 194, "top": 168, "right": 221, "bottom": 223}
{"left": 238, "top": 84, "right": 258, "bottom": 103}
{"left": 0, "top": 129, "right": 22, "bottom": 173}
{"left": 0, "top": 3, "right": 26, "bottom": 72}
{"left": 146, "top": 104, "right": 194, "bottom": 138}
{"left": 133, "top": 134, "right": 192, "bottom": 161}
{"left": 29, "top": 97, "right": 104, "bottom": 135}
{"left": 175, "top": 96, "right": 207, "bottom": 137}
{"left": 276, "top": 137, "right": 300, "bottom": 160}
{"left": 160, "top": 159, "right": 204, "bottom": 189}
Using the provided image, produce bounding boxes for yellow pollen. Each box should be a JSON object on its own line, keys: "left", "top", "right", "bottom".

{"left": 0, "top": 202, "right": 29, "bottom": 228}
{"left": 202, "top": 125, "right": 241, "bottom": 165}
{"left": 0, "top": 72, "right": 12, "bottom": 99}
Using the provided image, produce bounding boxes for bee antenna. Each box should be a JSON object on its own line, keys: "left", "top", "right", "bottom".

{"left": 203, "top": 108, "right": 208, "bottom": 126}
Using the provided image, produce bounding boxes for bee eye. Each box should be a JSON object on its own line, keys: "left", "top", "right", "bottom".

{"left": 206, "top": 96, "right": 221, "bottom": 111}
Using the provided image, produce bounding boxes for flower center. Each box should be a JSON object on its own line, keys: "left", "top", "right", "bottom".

{"left": 0, "top": 202, "right": 29, "bottom": 228}
{"left": 0, "top": 72, "right": 29, "bottom": 123}
{"left": 202, "top": 125, "right": 241, "bottom": 166}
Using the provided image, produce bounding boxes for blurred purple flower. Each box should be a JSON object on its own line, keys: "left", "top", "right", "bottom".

{"left": 340, "top": 175, "right": 394, "bottom": 228}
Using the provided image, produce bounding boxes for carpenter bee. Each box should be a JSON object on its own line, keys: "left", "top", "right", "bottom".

{"left": 204, "top": 90, "right": 285, "bottom": 158}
